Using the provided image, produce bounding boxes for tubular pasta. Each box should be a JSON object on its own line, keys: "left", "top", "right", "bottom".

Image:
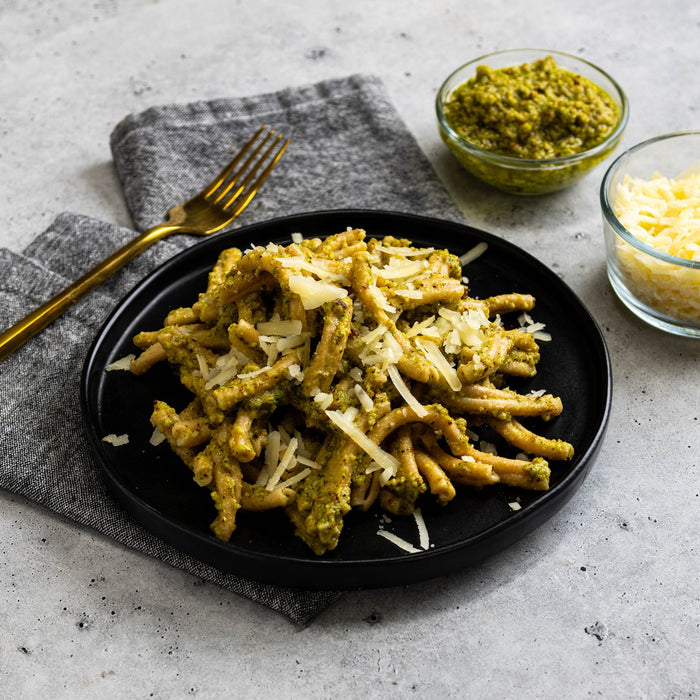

{"left": 128, "top": 229, "right": 574, "bottom": 554}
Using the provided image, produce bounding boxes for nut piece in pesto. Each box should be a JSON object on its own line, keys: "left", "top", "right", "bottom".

{"left": 444, "top": 56, "right": 619, "bottom": 160}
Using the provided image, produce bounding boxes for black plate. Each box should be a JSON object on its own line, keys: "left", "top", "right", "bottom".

{"left": 81, "top": 210, "right": 611, "bottom": 590}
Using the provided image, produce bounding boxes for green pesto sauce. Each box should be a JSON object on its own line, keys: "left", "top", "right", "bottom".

{"left": 525, "top": 457, "right": 551, "bottom": 488}
{"left": 444, "top": 56, "right": 618, "bottom": 159}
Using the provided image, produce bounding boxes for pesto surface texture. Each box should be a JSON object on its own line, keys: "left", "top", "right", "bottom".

{"left": 444, "top": 56, "right": 618, "bottom": 159}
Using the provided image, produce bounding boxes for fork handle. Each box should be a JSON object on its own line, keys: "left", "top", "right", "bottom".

{"left": 0, "top": 223, "right": 178, "bottom": 363}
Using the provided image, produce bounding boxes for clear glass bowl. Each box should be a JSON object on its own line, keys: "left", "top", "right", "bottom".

{"left": 436, "top": 49, "right": 629, "bottom": 195}
{"left": 600, "top": 131, "right": 700, "bottom": 338}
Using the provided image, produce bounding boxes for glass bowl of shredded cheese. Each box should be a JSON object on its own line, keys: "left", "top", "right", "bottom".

{"left": 600, "top": 130, "right": 700, "bottom": 337}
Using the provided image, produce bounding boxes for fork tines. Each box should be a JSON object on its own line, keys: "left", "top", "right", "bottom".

{"left": 206, "top": 126, "right": 289, "bottom": 214}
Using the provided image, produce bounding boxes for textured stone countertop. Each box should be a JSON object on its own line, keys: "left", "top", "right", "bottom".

{"left": 1, "top": 1, "right": 698, "bottom": 698}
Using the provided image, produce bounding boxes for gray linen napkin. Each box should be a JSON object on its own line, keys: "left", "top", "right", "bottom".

{"left": 0, "top": 74, "right": 462, "bottom": 625}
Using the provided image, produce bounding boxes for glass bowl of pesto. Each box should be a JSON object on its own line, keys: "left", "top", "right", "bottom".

{"left": 600, "top": 131, "right": 700, "bottom": 338}
{"left": 436, "top": 49, "right": 629, "bottom": 195}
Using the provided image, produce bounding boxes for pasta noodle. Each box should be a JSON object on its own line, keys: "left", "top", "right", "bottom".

{"left": 128, "top": 228, "right": 574, "bottom": 555}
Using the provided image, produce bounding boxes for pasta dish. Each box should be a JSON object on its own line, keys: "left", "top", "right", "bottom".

{"left": 127, "top": 228, "right": 574, "bottom": 555}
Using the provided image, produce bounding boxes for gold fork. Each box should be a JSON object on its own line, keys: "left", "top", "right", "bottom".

{"left": 0, "top": 126, "right": 289, "bottom": 363}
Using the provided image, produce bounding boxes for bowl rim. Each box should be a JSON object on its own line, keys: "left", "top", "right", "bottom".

{"left": 436, "top": 48, "right": 630, "bottom": 168}
{"left": 600, "top": 130, "right": 700, "bottom": 270}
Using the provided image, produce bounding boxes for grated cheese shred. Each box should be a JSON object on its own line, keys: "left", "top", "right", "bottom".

{"left": 413, "top": 508, "right": 430, "bottom": 550}
{"left": 106, "top": 354, "right": 135, "bottom": 371}
{"left": 265, "top": 437, "right": 298, "bottom": 491}
{"left": 416, "top": 338, "right": 462, "bottom": 391}
{"left": 287, "top": 274, "right": 348, "bottom": 309}
{"left": 102, "top": 433, "right": 129, "bottom": 446}
{"left": 376, "top": 507, "right": 430, "bottom": 554}
{"left": 459, "top": 241, "right": 488, "bottom": 266}
{"left": 614, "top": 171, "right": 700, "bottom": 322}
{"left": 325, "top": 409, "right": 400, "bottom": 480}
{"left": 353, "top": 384, "right": 375, "bottom": 412}
{"left": 387, "top": 364, "right": 427, "bottom": 417}
{"left": 376, "top": 530, "right": 421, "bottom": 553}
{"left": 149, "top": 427, "right": 166, "bottom": 446}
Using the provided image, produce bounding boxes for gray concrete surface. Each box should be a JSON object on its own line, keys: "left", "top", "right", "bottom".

{"left": 1, "top": 1, "right": 698, "bottom": 697}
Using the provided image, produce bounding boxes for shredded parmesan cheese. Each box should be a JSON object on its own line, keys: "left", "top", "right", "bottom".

{"left": 149, "top": 427, "right": 166, "bottom": 446}
{"left": 348, "top": 366, "right": 363, "bottom": 382}
{"left": 279, "top": 257, "right": 350, "bottom": 284}
{"left": 614, "top": 171, "right": 700, "bottom": 322}
{"left": 413, "top": 508, "right": 430, "bottom": 550}
{"left": 459, "top": 241, "right": 488, "bottom": 266}
{"left": 195, "top": 353, "right": 211, "bottom": 381}
{"left": 358, "top": 325, "right": 404, "bottom": 368}
{"left": 325, "top": 409, "right": 400, "bottom": 481}
{"left": 376, "top": 508, "right": 430, "bottom": 554}
{"left": 416, "top": 338, "right": 462, "bottom": 391}
{"left": 518, "top": 312, "right": 552, "bottom": 342}
{"left": 257, "top": 430, "right": 281, "bottom": 486}
{"left": 342, "top": 406, "right": 360, "bottom": 423}
{"left": 313, "top": 392, "right": 334, "bottom": 410}
{"left": 102, "top": 433, "right": 129, "bottom": 446}
{"left": 376, "top": 529, "right": 421, "bottom": 554}
{"left": 106, "top": 354, "right": 135, "bottom": 371}
{"left": 275, "top": 467, "right": 312, "bottom": 490}
{"left": 296, "top": 455, "right": 323, "bottom": 470}
{"left": 360, "top": 323, "right": 388, "bottom": 346}
{"left": 372, "top": 259, "right": 428, "bottom": 281}
{"left": 203, "top": 348, "right": 247, "bottom": 389}
{"left": 353, "top": 384, "right": 375, "bottom": 412}
{"left": 438, "top": 306, "right": 487, "bottom": 349}
{"left": 405, "top": 316, "right": 440, "bottom": 338}
{"left": 287, "top": 363, "right": 304, "bottom": 381}
{"left": 368, "top": 284, "right": 397, "bottom": 313}
{"left": 237, "top": 366, "right": 272, "bottom": 380}
{"left": 387, "top": 365, "right": 427, "bottom": 417}
{"left": 480, "top": 440, "right": 498, "bottom": 455}
{"left": 265, "top": 437, "right": 298, "bottom": 491}
{"left": 287, "top": 274, "right": 348, "bottom": 309}
{"left": 374, "top": 244, "right": 435, "bottom": 257}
